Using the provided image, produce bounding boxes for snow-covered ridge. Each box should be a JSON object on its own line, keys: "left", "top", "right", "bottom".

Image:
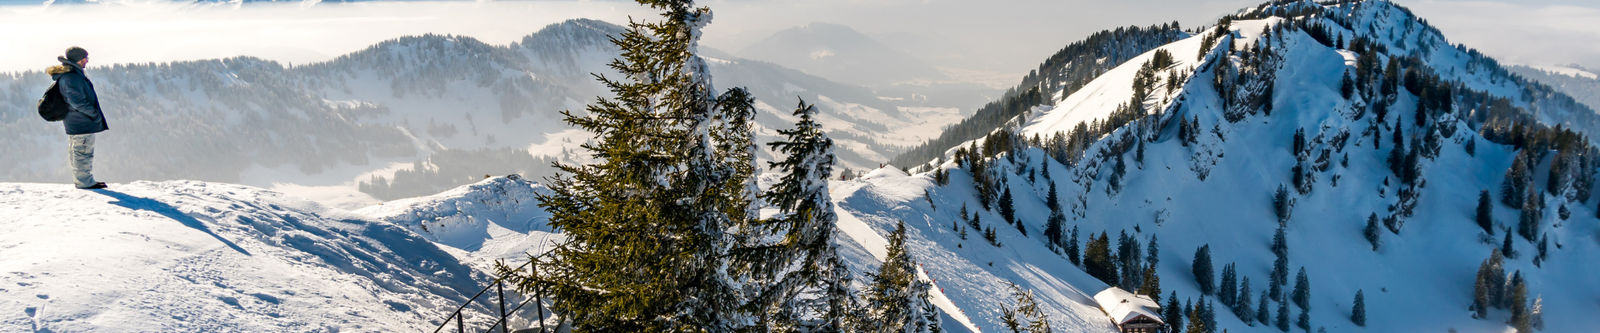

{"left": 0, "top": 180, "right": 499, "bottom": 331}
{"left": 358, "top": 175, "right": 561, "bottom": 269}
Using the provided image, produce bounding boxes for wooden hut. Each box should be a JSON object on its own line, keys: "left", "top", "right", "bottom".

{"left": 1093, "top": 287, "right": 1165, "bottom": 333}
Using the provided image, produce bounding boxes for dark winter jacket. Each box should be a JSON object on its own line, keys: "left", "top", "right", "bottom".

{"left": 48, "top": 58, "right": 108, "bottom": 135}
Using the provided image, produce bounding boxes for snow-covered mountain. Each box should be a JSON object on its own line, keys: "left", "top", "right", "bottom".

{"left": 855, "top": 0, "right": 1600, "bottom": 331}
{"left": 0, "top": 18, "right": 975, "bottom": 206}
{"left": 1509, "top": 64, "right": 1600, "bottom": 113}
{"left": 738, "top": 22, "right": 948, "bottom": 87}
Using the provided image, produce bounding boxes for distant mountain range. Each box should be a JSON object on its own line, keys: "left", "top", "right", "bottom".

{"left": 0, "top": 18, "right": 983, "bottom": 202}
{"left": 738, "top": 22, "right": 949, "bottom": 87}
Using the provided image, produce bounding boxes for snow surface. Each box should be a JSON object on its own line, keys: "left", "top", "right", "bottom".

{"left": 357, "top": 176, "right": 562, "bottom": 271}
{"left": 0, "top": 181, "right": 500, "bottom": 332}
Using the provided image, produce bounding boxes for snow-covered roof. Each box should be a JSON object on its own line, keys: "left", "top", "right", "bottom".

{"left": 1093, "top": 287, "right": 1164, "bottom": 325}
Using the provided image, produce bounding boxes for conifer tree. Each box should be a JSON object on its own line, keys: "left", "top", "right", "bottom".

{"left": 1352, "top": 289, "right": 1366, "bottom": 327}
{"left": 1474, "top": 262, "right": 1490, "bottom": 319}
{"left": 1109, "top": 152, "right": 1127, "bottom": 194}
{"left": 1509, "top": 272, "right": 1529, "bottom": 333}
{"left": 1466, "top": 136, "right": 1477, "bottom": 156}
{"left": 746, "top": 98, "right": 859, "bottom": 330}
{"left": 1518, "top": 191, "right": 1542, "bottom": 242}
{"left": 517, "top": 1, "right": 760, "bottom": 329}
{"left": 986, "top": 226, "right": 1000, "bottom": 248}
{"left": 1139, "top": 266, "right": 1163, "bottom": 303}
{"left": 1276, "top": 299, "right": 1291, "bottom": 332}
{"left": 1477, "top": 190, "right": 1495, "bottom": 234}
{"left": 1274, "top": 185, "right": 1295, "bottom": 226}
{"left": 1186, "top": 298, "right": 1207, "bottom": 333}
{"left": 1530, "top": 296, "right": 1544, "bottom": 332}
{"left": 1086, "top": 232, "right": 1119, "bottom": 286}
{"left": 1237, "top": 277, "right": 1255, "bottom": 325}
{"left": 1297, "top": 308, "right": 1311, "bottom": 332}
{"left": 1388, "top": 123, "right": 1407, "bottom": 178}
{"left": 1293, "top": 128, "right": 1306, "bottom": 156}
{"left": 865, "top": 221, "right": 935, "bottom": 332}
{"left": 1292, "top": 267, "right": 1310, "bottom": 311}
{"left": 1501, "top": 230, "right": 1516, "bottom": 258}
{"left": 1119, "top": 232, "right": 1145, "bottom": 291}
{"left": 1537, "top": 233, "right": 1549, "bottom": 265}
{"left": 1257, "top": 291, "right": 1272, "bottom": 325}
{"left": 1136, "top": 140, "right": 1147, "bottom": 167}
{"left": 1204, "top": 299, "right": 1219, "bottom": 333}
{"left": 1503, "top": 151, "right": 1531, "bottom": 207}
{"left": 1341, "top": 70, "right": 1355, "bottom": 99}
{"left": 1000, "top": 187, "right": 1017, "bottom": 227}
{"left": 1045, "top": 182, "right": 1064, "bottom": 250}
{"left": 1364, "top": 213, "right": 1381, "bottom": 251}
{"left": 1483, "top": 250, "right": 1508, "bottom": 309}
{"left": 1166, "top": 291, "right": 1185, "bottom": 333}
{"left": 1147, "top": 234, "right": 1161, "bottom": 267}
{"left": 1067, "top": 225, "right": 1082, "bottom": 266}
{"left": 1194, "top": 245, "right": 1215, "bottom": 295}
{"left": 1271, "top": 227, "right": 1289, "bottom": 301}
{"left": 1220, "top": 263, "right": 1238, "bottom": 307}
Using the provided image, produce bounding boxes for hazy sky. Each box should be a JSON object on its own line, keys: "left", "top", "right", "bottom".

{"left": 0, "top": 0, "right": 1594, "bottom": 81}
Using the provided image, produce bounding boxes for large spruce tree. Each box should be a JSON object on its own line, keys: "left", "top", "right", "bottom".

{"left": 517, "top": 0, "right": 760, "bottom": 330}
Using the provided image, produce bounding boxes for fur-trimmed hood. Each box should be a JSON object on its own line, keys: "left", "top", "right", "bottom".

{"left": 47, "top": 65, "right": 72, "bottom": 76}
{"left": 48, "top": 56, "right": 82, "bottom": 78}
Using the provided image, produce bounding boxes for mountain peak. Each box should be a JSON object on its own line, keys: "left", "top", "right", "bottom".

{"left": 738, "top": 22, "right": 946, "bottom": 86}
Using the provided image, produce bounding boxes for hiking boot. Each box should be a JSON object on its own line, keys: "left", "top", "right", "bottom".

{"left": 77, "top": 182, "right": 107, "bottom": 190}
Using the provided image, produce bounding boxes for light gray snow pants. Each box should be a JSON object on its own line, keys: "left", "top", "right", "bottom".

{"left": 68, "top": 133, "right": 96, "bottom": 188}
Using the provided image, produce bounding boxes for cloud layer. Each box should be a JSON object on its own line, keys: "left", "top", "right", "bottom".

{"left": 0, "top": 0, "right": 1593, "bottom": 81}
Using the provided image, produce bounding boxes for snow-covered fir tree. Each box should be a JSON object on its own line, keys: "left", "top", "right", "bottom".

{"left": 511, "top": 0, "right": 761, "bottom": 329}
{"left": 864, "top": 221, "right": 938, "bottom": 332}
{"left": 750, "top": 98, "right": 860, "bottom": 330}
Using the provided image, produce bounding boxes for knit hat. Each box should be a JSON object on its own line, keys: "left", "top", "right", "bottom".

{"left": 65, "top": 47, "right": 88, "bottom": 63}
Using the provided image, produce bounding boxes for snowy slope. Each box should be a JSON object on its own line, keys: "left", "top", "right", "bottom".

{"left": 0, "top": 181, "right": 507, "bottom": 332}
{"left": 832, "top": 168, "right": 1120, "bottom": 333}
{"left": 857, "top": 1, "right": 1600, "bottom": 332}
{"left": 356, "top": 175, "right": 561, "bottom": 271}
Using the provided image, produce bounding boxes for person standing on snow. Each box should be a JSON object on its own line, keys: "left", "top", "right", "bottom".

{"left": 47, "top": 47, "right": 109, "bottom": 189}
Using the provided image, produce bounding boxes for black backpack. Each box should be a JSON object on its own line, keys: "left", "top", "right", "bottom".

{"left": 36, "top": 82, "right": 68, "bottom": 122}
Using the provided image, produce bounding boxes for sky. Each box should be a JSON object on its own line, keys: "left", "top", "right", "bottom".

{"left": 0, "top": 0, "right": 1595, "bottom": 81}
